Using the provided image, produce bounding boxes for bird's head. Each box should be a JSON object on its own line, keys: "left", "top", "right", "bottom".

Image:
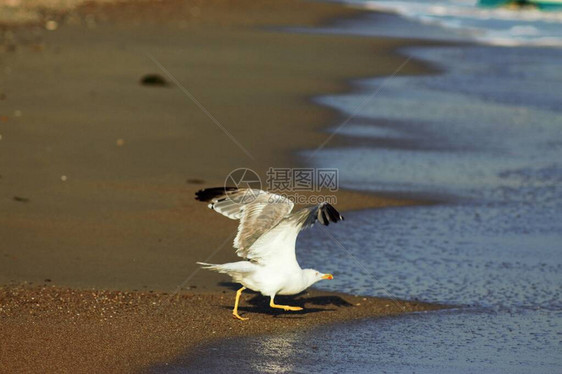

{"left": 303, "top": 269, "right": 334, "bottom": 287}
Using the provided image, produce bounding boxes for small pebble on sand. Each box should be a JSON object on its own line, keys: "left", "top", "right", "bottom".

{"left": 45, "top": 20, "right": 58, "bottom": 31}
{"left": 140, "top": 74, "right": 168, "bottom": 87}
{"left": 116, "top": 139, "right": 125, "bottom": 146}
{"left": 61, "top": 175, "right": 68, "bottom": 182}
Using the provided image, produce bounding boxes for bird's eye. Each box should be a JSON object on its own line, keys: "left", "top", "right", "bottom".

{"left": 315, "top": 272, "right": 319, "bottom": 276}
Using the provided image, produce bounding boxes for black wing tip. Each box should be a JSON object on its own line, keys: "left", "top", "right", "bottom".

{"left": 318, "top": 203, "right": 344, "bottom": 226}
{"left": 195, "top": 186, "right": 238, "bottom": 202}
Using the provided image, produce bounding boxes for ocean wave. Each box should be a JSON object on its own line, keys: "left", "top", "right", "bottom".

{"left": 343, "top": 0, "right": 562, "bottom": 46}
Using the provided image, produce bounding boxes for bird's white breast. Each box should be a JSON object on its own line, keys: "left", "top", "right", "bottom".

{"left": 241, "top": 263, "right": 304, "bottom": 297}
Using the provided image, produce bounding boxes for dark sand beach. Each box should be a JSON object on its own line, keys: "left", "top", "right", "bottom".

{"left": 1, "top": 285, "right": 443, "bottom": 373}
{"left": 1, "top": 0, "right": 441, "bottom": 372}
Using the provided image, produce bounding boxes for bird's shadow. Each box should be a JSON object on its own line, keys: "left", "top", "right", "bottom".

{"left": 217, "top": 282, "right": 353, "bottom": 318}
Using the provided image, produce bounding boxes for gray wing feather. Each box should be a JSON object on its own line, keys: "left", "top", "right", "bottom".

{"left": 243, "top": 202, "right": 344, "bottom": 264}
{"left": 233, "top": 196, "right": 294, "bottom": 258}
{"left": 195, "top": 188, "right": 294, "bottom": 256}
{"left": 196, "top": 188, "right": 343, "bottom": 263}
{"left": 285, "top": 201, "right": 344, "bottom": 231}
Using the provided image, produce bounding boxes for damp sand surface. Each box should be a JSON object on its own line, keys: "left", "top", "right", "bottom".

{"left": 0, "top": 285, "right": 443, "bottom": 373}
{"left": 0, "top": 0, "right": 442, "bottom": 372}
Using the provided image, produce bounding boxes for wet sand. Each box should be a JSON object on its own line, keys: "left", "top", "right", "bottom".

{"left": 0, "top": 0, "right": 432, "bottom": 292}
{"left": 0, "top": 0, "right": 442, "bottom": 372}
{"left": 1, "top": 285, "right": 443, "bottom": 373}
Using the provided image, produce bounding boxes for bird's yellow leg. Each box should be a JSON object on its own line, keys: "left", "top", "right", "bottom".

{"left": 269, "top": 297, "right": 303, "bottom": 311}
{"left": 232, "top": 286, "right": 248, "bottom": 321}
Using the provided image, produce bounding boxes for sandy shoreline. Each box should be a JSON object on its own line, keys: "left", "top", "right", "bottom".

{"left": 1, "top": 0, "right": 442, "bottom": 372}
{"left": 1, "top": 284, "right": 444, "bottom": 373}
{"left": 0, "top": 0, "right": 434, "bottom": 292}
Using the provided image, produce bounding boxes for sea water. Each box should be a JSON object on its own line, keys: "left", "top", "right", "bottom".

{"left": 152, "top": 4, "right": 562, "bottom": 374}
{"left": 300, "top": 44, "right": 562, "bottom": 372}
{"left": 309, "top": 0, "right": 562, "bottom": 47}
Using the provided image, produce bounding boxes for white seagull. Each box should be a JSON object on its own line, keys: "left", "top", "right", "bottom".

{"left": 195, "top": 187, "right": 344, "bottom": 320}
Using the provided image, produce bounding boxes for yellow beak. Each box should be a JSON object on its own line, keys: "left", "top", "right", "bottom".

{"left": 321, "top": 274, "right": 334, "bottom": 280}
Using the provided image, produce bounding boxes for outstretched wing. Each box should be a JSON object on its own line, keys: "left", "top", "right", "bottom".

{"left": 195, "top": 187, "right": 295, "bottom": 256}
{"left": 243, "top": 202, "right": 345, "bottom": 265}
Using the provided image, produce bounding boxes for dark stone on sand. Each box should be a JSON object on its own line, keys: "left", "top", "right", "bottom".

{"left": 13, "top": 196, "right": 30, "bottom": 203}
{"left": 186, "top": 178, "right": 205, "bottom": 184}
{"left": 140, "top": 74, "right": 168, "bottom": 87}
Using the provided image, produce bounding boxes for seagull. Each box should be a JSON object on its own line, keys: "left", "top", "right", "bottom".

{"left": 195, "top": 187, "right": 344, "bottom": 320}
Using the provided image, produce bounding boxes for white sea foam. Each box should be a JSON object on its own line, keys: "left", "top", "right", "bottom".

{"left": 343, "top": 0, "right": 562, "bottom": 46}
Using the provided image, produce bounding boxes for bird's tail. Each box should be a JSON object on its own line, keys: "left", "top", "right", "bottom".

{"left": 196, "top": 261, "right": 255, "bottom": 280}
{"left": 196, "top": 262, "right": 226, "bottom": 273}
